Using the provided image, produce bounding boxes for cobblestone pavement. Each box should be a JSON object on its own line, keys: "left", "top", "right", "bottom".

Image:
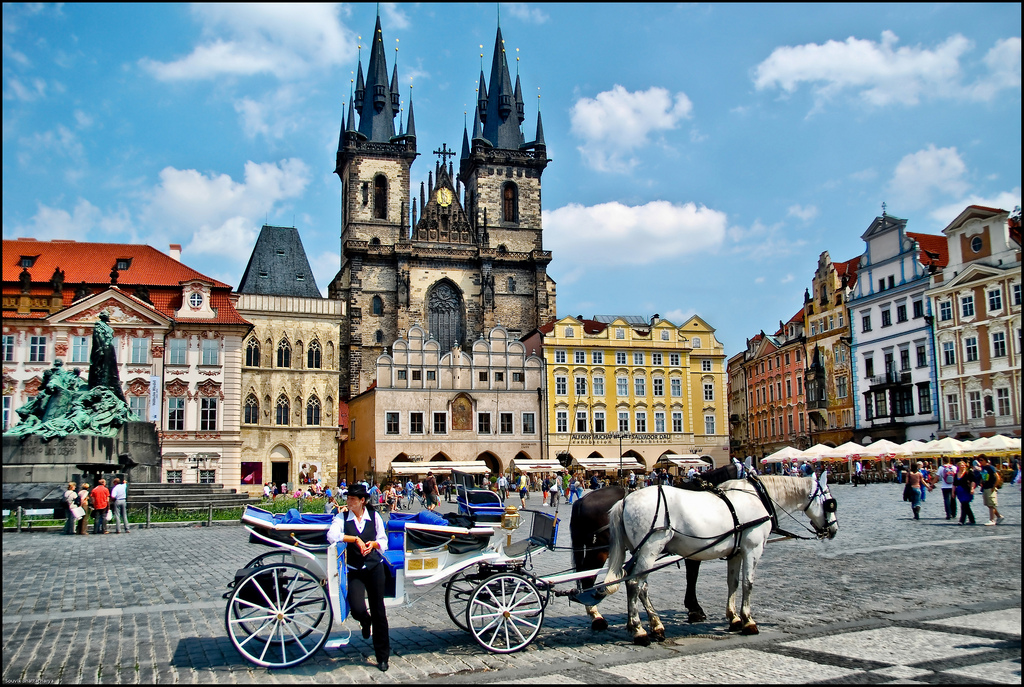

{"left": 3, "top": 482, "right": 1020, "bottom": 684}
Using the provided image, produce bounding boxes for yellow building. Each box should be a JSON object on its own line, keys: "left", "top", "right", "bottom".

{"left": 522, "top": 314, "right": 729, "bottom": 472}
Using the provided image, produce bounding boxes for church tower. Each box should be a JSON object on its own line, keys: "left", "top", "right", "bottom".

{"left": 331, "top": 16, "right": 555, "bottom": 401}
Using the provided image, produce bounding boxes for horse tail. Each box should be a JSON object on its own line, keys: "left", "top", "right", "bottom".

{"left": 602, "top": 499, "right": 627, "bottom": 596}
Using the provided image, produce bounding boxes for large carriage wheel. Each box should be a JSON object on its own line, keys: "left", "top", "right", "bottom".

{"left": 444, "top": 568, "right": 479, "bottom": 632}
{"left": 466, "top": 572, "right": 544, "bottom": 653}
{"left": 243, "top": 550, "right": 291, "bottom": 569}
{"left": 225, "top": 563, "right": 332, "bottom": 668}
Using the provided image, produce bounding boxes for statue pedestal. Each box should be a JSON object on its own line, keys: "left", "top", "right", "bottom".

{"left": 2, "top": 422, "right": 160, "bottom": 509}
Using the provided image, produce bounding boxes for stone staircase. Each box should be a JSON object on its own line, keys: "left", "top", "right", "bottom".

{"left": 126, "top": 483, "right": 261, "bottom": 510}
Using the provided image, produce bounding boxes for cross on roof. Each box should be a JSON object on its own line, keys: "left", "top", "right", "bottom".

{"left": 433, "top": 143, "right": 456, "bottom": 164}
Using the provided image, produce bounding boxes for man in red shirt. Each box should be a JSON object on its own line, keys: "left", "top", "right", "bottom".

{"left": 90, "top": 478, "right": 110, "bottom": 534}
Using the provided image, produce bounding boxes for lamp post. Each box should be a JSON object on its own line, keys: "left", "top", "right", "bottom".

{"left": 613, "top": 431, "right": 627, "bottom": 484}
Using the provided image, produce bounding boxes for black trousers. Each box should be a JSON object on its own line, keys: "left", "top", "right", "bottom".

{"left": 348, "top": 564, "right": 390, "bottom": 661}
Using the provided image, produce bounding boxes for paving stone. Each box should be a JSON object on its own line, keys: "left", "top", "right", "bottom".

{"left": 941, "top": 658, "right": 1022, "bottom": 685}
{"left": 603, "top": 647, "right": 862, "bottom": 683}
{"left": 922, "top": 608, "right": 1021, "bottom": 636}
{"left": 783, "top": 626, "right": 1004, "bottom": 665}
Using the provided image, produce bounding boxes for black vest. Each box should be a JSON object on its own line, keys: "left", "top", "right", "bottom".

{"left": 344, "top": 511, "right": 384, "bottom": 570}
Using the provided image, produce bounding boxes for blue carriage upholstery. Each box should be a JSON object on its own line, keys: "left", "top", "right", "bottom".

{"left": 242, "top": 506, "right": 334, "bottom": 548}
{"left": 456, "top": 485, "right": 505, "bottom": 522}
{"left": 381, "top": 510, "right": 450, "bottom": 577}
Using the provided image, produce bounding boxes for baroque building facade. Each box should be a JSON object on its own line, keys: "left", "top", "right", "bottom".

{"left": 926, "top": 205, "right": 1021, "bottom": 439}
{"left": 329, "top": 16, "right": 555, "bottom": 402}
{"left": 235, "top": 225, "right": 344, "bottom": 495}
{"left": 2, "top": 239, "right": 251, "bottom": 484}
{"left": 522, "top": 314, "right": 729, "bottom": 469}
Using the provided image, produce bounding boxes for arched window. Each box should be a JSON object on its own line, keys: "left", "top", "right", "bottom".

{"left": 275, "top": 395, "right": 290, "bottom": 426}
{"left": 502, "top": 182, "right": 518, "bottom": 223}
{"left": 507, "top": 276, "right": 516, "bottom": 293}
{"left": 427, "top": 281, "right": 464, "bottom": 352}
{"left": 373, "top": 174, "right": 387, "bottom": 219}
{"left": 375, "top": 330, "right": 384, "bottom": 344}
{"left": 277, "top": 339, "right": 291, "bottom": 368}
{"left": 307, "top": 340, "right": 321, "bottom": 369}
{"left": 245, "top": 338, "right": 260, "bottom": 367}
{"left": 244, "top": 394, "right": 259, "bottom": 424}
{"left": 692, "top": 336, "right": 702, "bottom": 349}
{"left": 306, "top": 396, "right": 321, "bottom": 426}
{"left": 372, "top": 295, "right": 383, "bottom": 315}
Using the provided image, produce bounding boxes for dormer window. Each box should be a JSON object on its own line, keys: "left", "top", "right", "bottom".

{"left": 296, "top": 274, "right": 305, "bottom": 281}
{"left": 189, "top": 292, "right": 204, "bottom": 308}
{"left": 971, "top": 236, "right": 983, "bottom": 253}
{"left": 116, "top": 258, "right": 131, "bottom": 271}
{"left": 20, "top": 256, "right": 37, "bottom": 268}
{"left": 259, "top": 271, "right": 269, "bottom": 278}
{"left": 276, "top": 249, "right": 285, "bottom": 256}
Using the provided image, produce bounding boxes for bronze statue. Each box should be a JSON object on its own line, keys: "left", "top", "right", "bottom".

{"left": 87, "top": 312, "right": 126, "bottom": 403}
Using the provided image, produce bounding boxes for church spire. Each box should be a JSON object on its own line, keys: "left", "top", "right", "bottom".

{"left": 482, "top": 25, "right": 522, "bottom": 150}
{"left": 535, "top": 109, "right": 545, "bottom": 147}
{"left": 356, "top": 14, "right": 396, "bottom": 142}
{"left": 405, "top": 93, "right": 416, "bottom": 139}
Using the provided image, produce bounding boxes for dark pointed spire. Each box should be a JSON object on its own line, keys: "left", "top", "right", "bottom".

{"left": 535, "top": 109, "right": 545, "bottom": 146}
{"left": 477, "top": 70, "right": 488, "bottom": 123}
{"left": 405, "top": 96, "right": 416, "bottom": 138}
{"left": 461, "top": 123, "right": 471, "bottom": 159}
{"left": 356, "top": 15, "right": 396, "bottom": 142}
{"left": 514, "top": 74, "right": 525, "bottom": 124}
{"left": 390, "top": 63, "right": 401, "bottom": 116}
{"left": 338, "top": 100, "right": 346, "bottom": 151}
{"left": 472, "top": 104, "right": 487, "bottom": 144}
{"left": 420, "top": 181, "right": 425, "bottom": 211}
{"left": 482, "top": 26, "right": 522, "bottom": 150}
{"left": 354, "top": 61, "right": 365, "bottom": 114}
{"left": 346, "top": 93, "right": 357, "bottom": 133}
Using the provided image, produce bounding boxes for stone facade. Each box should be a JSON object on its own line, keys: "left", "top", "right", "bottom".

{"left": 236, "top": 294, "right": 344, "bottom": 495}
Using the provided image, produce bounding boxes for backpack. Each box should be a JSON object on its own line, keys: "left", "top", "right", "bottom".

{"left": 994, "top": 470, "right": 1003, "bottom": 490}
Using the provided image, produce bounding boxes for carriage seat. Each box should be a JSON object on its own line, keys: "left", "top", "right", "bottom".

{"left": 381, "top": 510, "right": 451, "bottom": 576}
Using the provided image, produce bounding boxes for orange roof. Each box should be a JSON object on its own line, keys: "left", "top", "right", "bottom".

{"left": 538, "top": 317, "right": 608, "bottom": 335}
{"left": 906, "top": 232, "right": 949, "bottom": 269}
{"left": 835, "top": 256, "right": 859, "bottom": 288}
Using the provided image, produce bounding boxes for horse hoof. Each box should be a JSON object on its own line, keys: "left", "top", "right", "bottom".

{"left": 728, "top": 620, "right": 744, "bottom": 633}
{"left": 688, "top": 611, "right": 707, "bottom": 623}
{"left": 591, "top": 617, "right": 609, "bottom": 632}
{"left": 741, "top": 623, "right": 759, "bottom": 635}
{"left": 633, "top": 633, "right": 651, "bottom": 647}
{"left": 651, "top": 628, "right": 666, "bottom": 642}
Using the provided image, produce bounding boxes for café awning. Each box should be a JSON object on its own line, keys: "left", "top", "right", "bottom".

{"left": 509, "top": 459, "right": 564, "bottom": 473}
{"left": 571, "top": 457, "right": 645, "bottom": 472}
{"left": 389, "top": 461, "right": 491, "bottom": 475}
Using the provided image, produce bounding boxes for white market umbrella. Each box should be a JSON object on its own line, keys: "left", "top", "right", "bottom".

{"left": 897, "top": 439, "right": 929, "bottom": 456}
{"left": 968, "top": 434, "right": 1021, "bottom": 457}
{"left": 861, "top": 439, "right": 903, "bottom": 458}
{"left": 799, "top": 444, "right": 834, "bottom": 463}
{"left": 761, "top": 446, "right": 805, "bottom": 464}
{"left": 917, "top": 436, "right": 967, "bottom": 458}
{"left": 822, "top": 441, "right": 867, "bottom": 460}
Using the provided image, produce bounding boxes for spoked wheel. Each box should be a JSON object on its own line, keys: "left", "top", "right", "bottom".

{"left": 243, "top": 550, "right": 292, "bottom": 569}
{"left": 445, "top": 569, "right": 479, "bottom": 632}
{"left": 466, "top": 572, "right": 544, "bottom": 653}
{"left": 225, "top": 563, "right": 332, "bottom": 668}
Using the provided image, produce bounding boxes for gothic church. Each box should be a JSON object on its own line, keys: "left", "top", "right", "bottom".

{"left": 328, "top": 15, "right": 556, "bottom": 400}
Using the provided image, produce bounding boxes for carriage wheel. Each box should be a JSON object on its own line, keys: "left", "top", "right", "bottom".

{"left": 225, "top": 563, "right": 332, "bottom": 668}
{"left": 444, "top": 569, "right": 479, "bottom": 632}
{"left": 243, "top": 550, "right": 291, "bottom": 569}
{"left": 466, "top": 572, "right": 544, "bottom": 653}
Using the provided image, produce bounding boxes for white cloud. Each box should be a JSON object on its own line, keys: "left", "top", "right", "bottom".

{"left": 754, "top": 277, "right": 765, "bottom": 284}
{"left": 4, "top": 76, "right": 47, "bottom": 101}
{"left": 7, "top": 199, "right": 136, "bottom": 242}
{"left": 929, "top": 188, "right": 1022, "bottom": 226}
{"left": 849, "top": 168, "right": 877, "bottom": 182}
{"left": 570, "top": 85, "right": 693, "bottom": 172}
{"left": 234, "top": 86, "right": 306, "bottom": 139}
{"left": 308, "top": 249, "right": 341, "bottom": 296}
{"left": 661, "top": 308, "right": 696, "bottom": 326}
{"left": 781, "top": 274, "right": 795, "bottom": 284}
{"left": 888, "top": 145, "right": 970, "bottom": 209}
{"left": 17, "top": 124, "right": 85, "bottom": 166}
{"left": 754, "top": 31, "right": 1020, "bottom": 112}
{"left": 504, "top": 3, "right": 549, "bottom": 24}
{"left": 543, "top": 200, "right": 726, "bottom": 266}
{"left": 73, "top": 109, "right": 93, "bottom": 129}
{"left": 381, "top": 3, "right": 410, "bottom": 30}
{"left": 787, "top": 204, "right": 818, "bottom": 222}
{"left": 727, "top": 218, "right": 805, "bottom": 258}
{"left": 140, "top": 4, "right": 355, "bottom": 81}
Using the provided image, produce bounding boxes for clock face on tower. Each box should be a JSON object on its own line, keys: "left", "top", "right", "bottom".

{"left": 436, "top": 187, "right": 453, "bottom": 207}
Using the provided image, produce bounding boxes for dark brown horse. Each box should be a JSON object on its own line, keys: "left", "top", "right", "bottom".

{"left": 569, "top": 485, "right": 706, "bottom": 636}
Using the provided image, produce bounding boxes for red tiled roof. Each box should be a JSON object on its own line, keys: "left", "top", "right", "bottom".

{"left": 906, "top": 232, "right": 949, "bottom": 268}
{"left": 538, "top": 318, "right": 608, "bottom": 335}
{"left": 786, "top": 308, "right": 804, "bottom": 325}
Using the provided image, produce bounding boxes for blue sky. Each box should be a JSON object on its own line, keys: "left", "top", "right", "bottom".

{"left": 3, "top": 3, "right": 1020, "bottom": 355}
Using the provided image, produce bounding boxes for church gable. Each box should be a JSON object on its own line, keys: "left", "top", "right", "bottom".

{"left": 56, "top": 291, "right": 168, "bottom": 327}
{"left": 412, "top": 159, "right": 474, "bottom": 245}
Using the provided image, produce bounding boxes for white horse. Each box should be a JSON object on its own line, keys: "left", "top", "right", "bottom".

{"left": 602, "top": 473, "right": 838, "bottom": 644}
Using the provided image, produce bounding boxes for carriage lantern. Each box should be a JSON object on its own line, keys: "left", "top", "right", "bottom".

{"left": 501, "top": 506, "right": 522, "bottom": 547}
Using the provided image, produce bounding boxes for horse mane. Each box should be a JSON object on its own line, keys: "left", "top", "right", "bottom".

{"left": 757, "top": 475, "right": 812, "bottom": 510}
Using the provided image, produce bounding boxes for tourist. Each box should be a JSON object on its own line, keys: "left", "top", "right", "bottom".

{"left": 423, "top": 471, "right": 439, "bottom": 511}
{"left": 936, "top": 456, "right": 958, "bottom": 520}
{"left": 324, "top": 495, "right": 339, "bottom": 515}
{"left": 62, "top": 481, "right": 78, "bottom": 536}
{"left": 496, "top": 473, "right": 508, "bottom": 502}
{"left": 977, "top": 455, "right": 1004, "bottom": 526}
{"left": 954, "top": 461, "right": 977, "bottom": 525}
{"left": 77, "top": 482, "right": 91, "bottom": 535}
{"left": 549, "top": 474, "right": 561, "bottom": 509}
{"left": 110, "top": 477, "right": 130, "bottom": 534}
{"left": 541, "top": 475, "right": 551, "bottom": 506}
{"left": 519, "top": 478, "right": 529, "bottom": 508}
{"left": 902, "top": 463, "right": 926, "bottom": 520}
{"left": 91, "top": 478, "right": 110, "bottom": 534}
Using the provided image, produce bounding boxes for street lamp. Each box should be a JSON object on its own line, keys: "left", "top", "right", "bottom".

{"left": 613, "top": 431, "right": 628, "bottom": 484}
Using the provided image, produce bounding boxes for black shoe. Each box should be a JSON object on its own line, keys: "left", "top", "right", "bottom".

{"left": 378, "top": 660, "right": 389, "bottom": 672}
{"left": 361, "top": 620, "right": 371, "bottom": 639}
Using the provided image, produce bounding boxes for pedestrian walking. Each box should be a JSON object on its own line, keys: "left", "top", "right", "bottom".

{"left": 549, "top": 475, "right": 560, "bottom": 509}
{"left": 519, "top": 479, "right": 528, "bottom": 508}
{"left": 62, "top": 481, "right": 79, "bottom": 535}
{"left": 936, "top": 456, "right": 958, "bottom": 520}
{"left": 91, "top": 478, "right": 110, "bottom": 534}
{"left": 902, "top": 463, "right": 928, "bottom": 520}
{"left": 541, "top": 476, "right": 551, "bottom": 506}
{"left": 423, "top": 471, "right": 439, "bottom": 511}
{"left": 76, "top": 482, "right": 91, "bottom": 535}
{"left": 110, "top": 477, "right": 130, "bottom": 533}
{"left": 977, "top": 455, "right": 1004, "bottom": 525}
{"left": 954, "top": 461, "right": 977, "bottom": 525}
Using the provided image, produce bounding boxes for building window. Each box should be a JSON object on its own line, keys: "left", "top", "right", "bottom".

{"left": 874, "top": 391, "right": 888, "bottom": 419}
{"left": 574, "top": 350, "right": 585, "bottom": 364}
{"left": 373, "top": 174, "right": 388, "bottom": 219}
{"left": 865, "top": 393, "right": 874, "bottom": 421}
{"left": 786, "top": 378, "right": 792, "bottom": 399}
{"left": 1, "top": 335, "right": 14, "bottom": 362}
{"left": 306, "top": 396, "right": 321, "bottom": 426}
{"left": 69, "top": 335, "right": 89, "bottom": 363}
{"left": 672, "top": 411, "right": 682, "bottom": 433}
{"left": 862, "top": 314, "right": 871, "bottom": 332}
{"left": 618, "top": 411, "right": 629, "bottom": 432}
{"left": 433, "top": 412, "right": 447, "bottom": 434}
{"left": 593, "top": 376, "right": 605, "bottom": 396}
{"left": 670, "top": 378, "right": 682, "bottom": 397}
{"left": 592, "top": 350, "right": 604, "bottom": 364}
{"left": 988, "top": 289, "right": 1002, "bottom": 313}
{"left": 693, "top": 337, "right": 702, "bottom": 349}
{"left": 502, "top": 182, "right": 518, "bottom": 223}
{"left": 964, "top": 337, "right": 978, "bottom": 363}
{"left": 575, "top": 411, "right": 587, "bottom": 432}
{"left": 961, "top": 295, "right": 974, "bottom": 318}
{"left": 939, "top": 301, "right": 952, "bottom": 321}
{"left": 900, "top": 347, "right": 911, "bottom": 371}
{"left": 968, "top": 391, "right": 982, "bottom": 420}
{"left": 372, "top": 295, "right": 383, "bottom": 315}
{"left": 275, "top": 396, "right": 290, "bottom": 426}
{"left": 166, "top": 470, "right": 183, "bottom": 484}
{"left": 510, "top": 371, "right": 521, "bottom": 383}
{"left": 1013, "top": 283, "right": 1021, "bottom": 306}
{"left": 992, "top": 332, "right": 1006, "bottom": 358}
{"left": 128, "top": 395, "right": 148, "bottom": 420}
{"left": 670, "top": 353, "right": 680, "bottom": 366}
{"left": 478, "top": 371, "right": 488, "bottom": 383}
{"left": 917, "top": 383, "right": 932, "bottom": 414}
{"left": 200, "top": 398, "right": 218, "bottom": 431}
{"left": 477, "top": 412, "right": 491, "bottom": 434}
{"left": 616, "top": 376, "right": 628, "bottom": 396}
{"left": 307, "top": 340, "right": 322, "bottom": 369}
{"left": 654, "top": 411, "right": 666, "bottom": 433}
{"left": 131, "top": 337, "right": 149, "bottom": 364}
{"left": 556, "top": 411, "right": 567, "bottom": 433}
{"left": 633, "top": 352, "right": 644, "bottom": 366}
{"left": 652, "top": 353, "right": 663, "bottom": 365}
{"left": 554, "top": 350, "right": 566, "bottom": 364}
{"left": 942, "top": 342, "right": 956, "bottom": 366}
{"left": 615, "top": 328, "right": 625, "bottom": 339}
{"left": 837, "top": 376, "right": 848, "bottom": 399}
{"left": 946, "top": 394, "right": 960, "bottom": 422}
{"left": 896, "top": 304, "right": 907, "bottom": 323}
{"left": 277, "top": 340, "right": 291, "bottom": 368}
{"left": 704, "top": 414, "right": 715, "bottom": 436}
{"left": 522, "top": 413, "right": 535, "bottom": 434}
{"left": 565, "top": 327, "right": 575, "bottom": 338}
{"left": 500, "top": 412, "right": 514, "bottom": 434}
{"left": 397, "top": 369, "right": 407, "bottom": 381}
{"left": 661, "top": 329, "right": 670, "bottom": 341}
{"left": 168, "top": 338, "right": 187, "bottom": 365}
{"left": 244, "top": 395, "right": 259, "bottom": 424}
{"left": 2, "top": 396, "right": 10, "bottom": 430}
{"left": 881, "top": 309, "right": 892, "bottom": 327}
{"left": 635, "top": 411, "right": 647, "bottom": 432}
{"left": 199, "top": 469, "right": 216, "bottom": 484}
{"left": 616, "top": 351, "right": 627, "bottom": 365}
{"left": 410, "top": 412, "right": 424, "bottom": 434}
{"left": 653, "top": 377, "right": 664, "bottom": 396}
{"left": 375, "top": 330, "right": 384, "bottom": 344}
{"left": 704, "top": 382, "right": 714, "bottom": 401}
{"left": 894, "top": 387, "right": 914, "bottom": 416}
{"left": 700, "top": 360, "right": 711, "bottom": 372}
{"left": 201, "top": 339, "right": 219, "bottom": 366}
{"left": 634, "top": 376, "right": 646, "bottom": 396}
{"left": 168, "top": 397, "right": 185, "bottom": 430}
{"left": 245, "top": 338, "right": 260, "bottom": 367}
{"left": 996, "top": 388, "right": 1011, "bottom": 416}
{"left": 555, "top": 376, "right": 567, "bottom": 395}
{"left": 29, "top": 335, "right": 46, "bottom": 362}
{"left": 916, "top": 344, "right": 927, "bottom": 368}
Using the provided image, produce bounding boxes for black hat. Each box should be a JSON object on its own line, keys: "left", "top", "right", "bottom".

{"left": 347, "top": 483, "right": 369, "bottom": 499}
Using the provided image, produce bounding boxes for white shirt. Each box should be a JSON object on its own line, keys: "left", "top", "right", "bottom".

{"left": 110, "top": 483, "right": 127, "bottom": 500}
{"left": 326, "top": 508, "right": 388, "bottom": 553}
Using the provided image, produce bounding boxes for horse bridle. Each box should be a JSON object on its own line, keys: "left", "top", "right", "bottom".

{"left": 802, "top": 475, "right": 837, "bottom": 538}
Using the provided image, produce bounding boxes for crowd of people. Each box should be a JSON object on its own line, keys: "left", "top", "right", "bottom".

{"left": 898, "top": 454, "right": 1017, "bottom": 525}
{"left": 61, "top": 477, "right": 130, "bottom": 535}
